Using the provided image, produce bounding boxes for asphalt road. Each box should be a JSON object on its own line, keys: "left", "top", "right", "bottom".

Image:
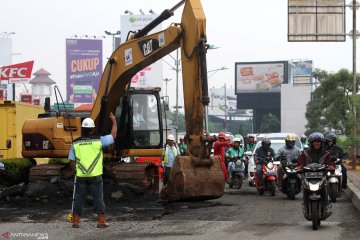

{"left": 1, "top": 184, "right": 360, "bottom": 240}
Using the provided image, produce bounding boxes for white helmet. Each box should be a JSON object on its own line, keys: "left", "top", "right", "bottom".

{"left": 233, "top": 138, "right": 241, "bottom": 143}
{"left": 82, "top": 118, "right": 95, "bottom": 128}
{"left": 167, "top": 134, "right": 175, "bottom": 141}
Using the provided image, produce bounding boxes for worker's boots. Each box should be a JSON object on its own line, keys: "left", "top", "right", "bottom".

{"left": 72, "top": 214, "right": 80, "bottom": 228}
{"left": 97, "top": 214, "right": 109, "bottom": 228}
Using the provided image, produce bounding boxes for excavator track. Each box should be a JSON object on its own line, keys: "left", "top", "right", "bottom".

{"left": 110, "top": 162, "right": 159, "bottom": 193}
{"left": 29, "top": 164, "right": 68, "bottom": 182}
{"left": 29, "top": 162, "right": 160, "bottom": 193}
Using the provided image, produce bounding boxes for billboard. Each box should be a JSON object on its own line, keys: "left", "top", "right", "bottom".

{"left": 121, "top": 14, "right": 163, "bottom": 89}
{"left": 290, "top": 60, "right": 313, "bottom": 85}
{"left": 66, "top": 39, "right": 102, "bottom": 107}
{"left": 235, "top": 61, "right": 287, "bottom": 93}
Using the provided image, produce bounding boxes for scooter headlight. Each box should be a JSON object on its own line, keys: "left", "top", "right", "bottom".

{"left": 267, "top": 162, "right": 274, "bottom": 170}
{"left": 236, "top": 160, "right": 242, "bottom": 165}
{"left": 309, "top": 182, "right": 321, "bottom": 191}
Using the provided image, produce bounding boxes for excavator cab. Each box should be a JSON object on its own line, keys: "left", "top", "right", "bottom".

{"left": 109, "top": 88, "right": 164, "bottom": 191}
{"left": 114, "top": 87, "right": 164, "bottom": 152}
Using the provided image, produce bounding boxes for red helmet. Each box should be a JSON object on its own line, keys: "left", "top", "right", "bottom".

{"left": 218, "top": 132, "right": 226, "bottom": 139}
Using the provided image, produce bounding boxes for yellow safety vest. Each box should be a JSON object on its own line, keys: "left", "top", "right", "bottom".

{"left": 164, "top": 145, "right": 178, "bottom": 164}
{"left": 74, "top": 138, "right": 103, "bottom": 177}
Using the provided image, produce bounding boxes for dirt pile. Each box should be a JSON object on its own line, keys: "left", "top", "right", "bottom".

{"left": 0, "top": 176, "right": 159, "bottom": 208}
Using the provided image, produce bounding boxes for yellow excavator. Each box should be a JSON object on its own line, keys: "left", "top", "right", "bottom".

{"left": 22, "top": 0, "right": 225, "bottom": 201}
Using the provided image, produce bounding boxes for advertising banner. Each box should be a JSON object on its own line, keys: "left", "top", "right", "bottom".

{"left": 0, "top": 61, "right": 34, "bottom": 83}
{"left": 66, "top": 39, "right": 102, "bottom": 107}
{"left": 290, "top": 60, "right": 313, "bottom": 85}
{"left": 121, "top": 14, "right": 163, "bottom": 89}
{"left": 235, "top": 62, "right": 286, "bottom": 93}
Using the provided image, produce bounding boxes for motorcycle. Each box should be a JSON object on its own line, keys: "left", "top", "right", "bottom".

{"left": 254, "top": 156, "right": 277, "bottom": 196}
{"left": 228, "top": 156, "right": 246, "bottom": 189}
{"left": 302, "top": 163, "right": 331, "bottom": 230}
{"left": 327, "top": 158, "right": 343, "bottom": 203}
{"left": 279, "top": 156, "right": 302, "bottom": 200}
{"left": 245, "top": 151, "right": 256, "bottom": 187}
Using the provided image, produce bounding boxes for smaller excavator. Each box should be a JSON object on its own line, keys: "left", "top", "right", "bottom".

{"left": 22, "top": 0, "right": 225, "bottom": 201}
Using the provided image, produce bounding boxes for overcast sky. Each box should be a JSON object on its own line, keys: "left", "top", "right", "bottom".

{"left": 0, "top": 0, "right": 353, "bottom": 106}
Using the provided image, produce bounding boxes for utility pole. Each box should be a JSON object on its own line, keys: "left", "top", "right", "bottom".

{"left": 351, "top": 0, "right": 358, "bottom": 169}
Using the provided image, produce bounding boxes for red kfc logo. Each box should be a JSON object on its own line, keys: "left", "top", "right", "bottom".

{"left": 0, "top": 61, "right": 34, "bottom": 81}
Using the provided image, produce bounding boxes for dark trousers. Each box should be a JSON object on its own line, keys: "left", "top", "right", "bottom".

{"left": 163, "top": 167, "right": 172, "bottom": 185}
{"left": 73, "top": 175, "right": 105, "bottom": 216}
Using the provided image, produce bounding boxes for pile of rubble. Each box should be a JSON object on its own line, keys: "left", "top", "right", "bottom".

{"left": 0, "top": 177, "right": 159, "bottom": 208}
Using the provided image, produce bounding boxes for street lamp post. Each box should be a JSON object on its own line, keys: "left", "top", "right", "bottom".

{"left": 1, "top": 32, "right": 17, "bottom": 101}
{"left": 163, "top": 78, "right": 172, "bottom": 97}
{"left": 104, "top": 30, "right": 121, "bottom": 51}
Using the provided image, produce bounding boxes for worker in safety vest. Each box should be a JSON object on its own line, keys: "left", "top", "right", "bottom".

{"left": 68, "top": 112, "right": 117, "bottom": 228}
{"left": 162, "top": 134, "right": 179, "bottom": 186}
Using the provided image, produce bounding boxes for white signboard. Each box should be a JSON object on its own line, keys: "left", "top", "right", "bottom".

{"left": 288, "top": 0, "right": 346, "bottom": 41}
{"left": 121, "top": 14, "right": 163, "bottom": 88}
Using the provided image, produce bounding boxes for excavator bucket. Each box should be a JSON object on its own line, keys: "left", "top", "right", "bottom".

{"left": 162, "top": 155, "right": 225, "bottom": 202}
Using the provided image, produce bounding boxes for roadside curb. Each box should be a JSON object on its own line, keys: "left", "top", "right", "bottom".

{"left": 344, "top": 180, "right": 360, "bottom": 211}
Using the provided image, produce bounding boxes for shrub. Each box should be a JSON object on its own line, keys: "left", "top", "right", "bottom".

{"left": 48, "top": 158, "right": 69, "bottom": 164}
{"left": 0, "top": 158, "right": 35, "bottom": 186}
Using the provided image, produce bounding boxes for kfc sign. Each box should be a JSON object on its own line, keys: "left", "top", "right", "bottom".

{"left": 0, "top": 61, "right": 34, "bottom": 83}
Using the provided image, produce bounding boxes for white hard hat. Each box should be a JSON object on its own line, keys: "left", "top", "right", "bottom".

{"left": 82, "top": 118, "right": 95, "bottom": 128}
{"left": 167, "top": 134, "right": 175, "bottom": 141}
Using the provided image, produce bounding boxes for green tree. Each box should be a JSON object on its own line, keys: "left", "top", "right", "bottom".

{"left": 305, "top": 68, "right": 360, "bottom": 136}
{"left": 258, "top": 113, "right": 280, "bottom": 133}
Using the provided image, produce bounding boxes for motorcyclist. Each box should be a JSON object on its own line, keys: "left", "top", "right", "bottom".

{"left": 297, "top": 132, "right": 335, "bottom": 218}
{"left": 255, "top": 138, "right": 275, "bottom": 187}
{"left": 323, "top": 132, "right": 348, "bottom": 189}
{"left": 245, "top": 135, "right": 256, "bottom": 152}
{"left": 277, "top": 134, "right": 302, "bottom": 190}
{"left": 226, "top": 138, "right": 244, "bottom": 181}
{"left": 300, "top": 135, "right": 309, "bottom": 149}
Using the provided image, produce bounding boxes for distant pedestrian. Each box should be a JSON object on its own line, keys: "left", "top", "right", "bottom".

{"left": 213, "top": 132, "right": 231, "bottom": 180}
{"left": 179, "top": 136, "right": 188, "bottom": 156}
{"left": 162, "top": 134, "right": 179, "bottom": 186}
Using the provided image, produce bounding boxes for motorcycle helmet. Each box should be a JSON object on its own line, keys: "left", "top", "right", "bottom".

{"left": 285, "top": 134, "right": 296, "bottom": 148}
{"left": 308, "top": 132, "right": 324, "bottom": 148}
{"left": 300, "top": 134, "right": 307, "bottom": 142}
{"left": 218, "top": 132, "right": 226, "bottom": 139}
{"left": 261, "top": 138, "right": 271, "bottom": 149}
{"left": 247, "top": 134, "right": 255, "bottom": 143}
{"left": 325, "top": 132, "right": 337, "bottom": 146}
